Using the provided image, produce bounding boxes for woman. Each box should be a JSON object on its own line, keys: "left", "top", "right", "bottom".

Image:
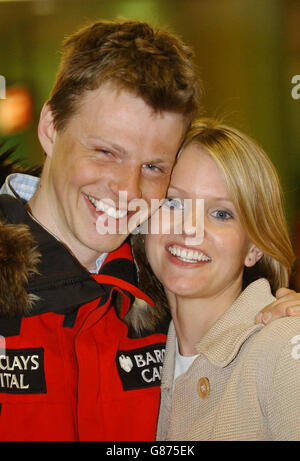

{"left": 131, "top": 118, "right": 300, "bottom": 440}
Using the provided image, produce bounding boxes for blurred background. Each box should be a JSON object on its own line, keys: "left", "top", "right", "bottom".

{"left": 0, "top": 0, "right": 299, "bottom": 288}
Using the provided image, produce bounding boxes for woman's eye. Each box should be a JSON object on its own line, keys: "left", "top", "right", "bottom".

{"left": 211, "top": 209, "right": 233, "bottom": 220}
{"left": 162, "top": 197, "right": 183, "bottom": 210}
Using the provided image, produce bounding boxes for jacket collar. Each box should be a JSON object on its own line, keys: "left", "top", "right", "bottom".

{"left": 0, "top": 194, "right": 151, "bottom": 318}
{"left": 161, "top": 279, "right": 275, "bottom": 389}
{"left": 195, "top": 278, "right": 274, "bottom": 367}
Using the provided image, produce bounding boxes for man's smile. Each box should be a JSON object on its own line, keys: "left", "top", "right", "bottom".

{"left": 86, "top": 193, "right": 128, "bottom": 220}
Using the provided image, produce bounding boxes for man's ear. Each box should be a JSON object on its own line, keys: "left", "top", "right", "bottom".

{"left": 38, "top": 103, "right": 56, "bottom": 158}
{"left": 244, "top": 244, "right": 263, "bottom": 268}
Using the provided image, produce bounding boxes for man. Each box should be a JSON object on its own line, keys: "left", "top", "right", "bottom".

{"left": 0, "top": 18, "right": 199, "bottom": 441}
{"left": 0, "top": 19, "right": 299, "bottom": 441}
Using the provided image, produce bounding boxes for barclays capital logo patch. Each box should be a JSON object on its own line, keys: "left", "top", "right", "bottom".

{"left": 119, "top": 354, "right": 134, "bottom": 373}
{"left": 116, "top": 343, "right": 165, "bottom": 391}
{"left": 0, "top": 347, "right": 46, "bottom": 394}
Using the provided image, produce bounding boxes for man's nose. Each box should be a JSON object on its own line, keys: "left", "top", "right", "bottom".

{"left": 108, "top": 166, "right": 142, "bottom": 203}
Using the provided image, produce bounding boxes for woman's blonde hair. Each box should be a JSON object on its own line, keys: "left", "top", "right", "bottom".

{"left": 180, "top": 118, "right": 295, "bottom": 292}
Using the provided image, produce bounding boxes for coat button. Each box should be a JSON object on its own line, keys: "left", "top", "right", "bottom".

{"left": 198, "top": 377, "right": 210, "bottom": 399}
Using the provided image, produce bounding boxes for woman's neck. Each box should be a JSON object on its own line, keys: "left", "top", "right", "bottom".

{"left": 166, "top": 278, "right": 243, "bottom": 356}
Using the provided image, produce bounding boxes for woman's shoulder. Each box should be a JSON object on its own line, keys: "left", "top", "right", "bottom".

{"left": 242, "top": 316, "right": 300, "bottom": 424}
{"left": 243, "top": 316, "right": 300, "bottom": 388}
{"left": 245, "top": 315, "right": 300, "bottom": 362}
{"left": 253, "top": 315, "right": 300, "bottom": 351}
{"left": 240, "top": 278, "right": 300, "bottom": 359}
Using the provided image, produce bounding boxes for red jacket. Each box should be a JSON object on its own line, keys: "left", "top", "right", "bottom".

{"left": 0, "top": 195, "right": 166, "bottom": 441}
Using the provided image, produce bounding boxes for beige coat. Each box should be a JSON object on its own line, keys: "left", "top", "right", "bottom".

{"left": 157, "top": 279, "right": 300, "bottom": 441}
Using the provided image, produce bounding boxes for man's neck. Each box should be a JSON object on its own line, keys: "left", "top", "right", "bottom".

{"left": 28, "top": 192, "right": 101, "bottom": 272}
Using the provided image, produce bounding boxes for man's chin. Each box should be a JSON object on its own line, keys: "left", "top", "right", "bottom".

{"left": 88, "top": 233, "right": 130, "bottom": 255}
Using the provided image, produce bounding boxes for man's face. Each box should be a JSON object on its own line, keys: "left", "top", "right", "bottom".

{"left": 36, "top": 83, "right": 184, "bottom": 268}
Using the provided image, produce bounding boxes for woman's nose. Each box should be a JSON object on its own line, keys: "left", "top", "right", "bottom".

{"left": 182, "top": 199, "right": 205, "bottom": 246}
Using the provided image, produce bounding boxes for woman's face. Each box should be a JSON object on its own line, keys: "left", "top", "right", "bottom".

{"left": 145, "top": 142, "right": 258, "bottom": 300}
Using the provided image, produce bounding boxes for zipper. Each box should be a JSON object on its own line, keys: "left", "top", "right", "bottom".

{"left": 72, "top": 291, "right": 115, "bottom": 440}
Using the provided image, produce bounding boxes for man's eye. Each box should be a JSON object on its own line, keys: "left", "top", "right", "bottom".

{"left": 95, "top": 149, "right": 112, "bottom": 155}
{"left": 211, "top": 209, "right": 233, "bottom": 220}
{"left": 162, "top": 197, "right": 183, "bottom": 210}
{"left": 142, "top": 163, "right": 161, "bottom": 172}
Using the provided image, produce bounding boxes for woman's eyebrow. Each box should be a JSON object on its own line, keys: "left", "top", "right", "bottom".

{"left": 208, "top": 197, "right": 233, "bottom": 203}
{"left": 168, "top": 185, "right": 232, "bottom": 203}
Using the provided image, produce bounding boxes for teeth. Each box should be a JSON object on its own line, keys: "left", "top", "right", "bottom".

{"left": 168, "top": 245, "right": 211, "bottom": 263}
{"left": 181, "top": 249, "right": 187, "bottom": 258}
{"left": 88, "top": 195, "right": 127, "bottom": 219}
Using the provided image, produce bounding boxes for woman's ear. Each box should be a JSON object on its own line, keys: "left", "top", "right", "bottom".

{"left": 37, "top": 104, "right": 56, "bottom": 158}
{"left": 244, "top": 244, "right": 263, "bottom": 268}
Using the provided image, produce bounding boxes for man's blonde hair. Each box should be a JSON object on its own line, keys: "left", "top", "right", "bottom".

{"left": 181, "top": 118, "right": 295, "bottom": 292}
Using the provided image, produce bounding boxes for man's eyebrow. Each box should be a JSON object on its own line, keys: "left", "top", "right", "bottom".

{"left": 85, "top": 136, "right": 173, "bottom": 164}
{"left": 86, "top": 136, "right": 129, "bottom": 156}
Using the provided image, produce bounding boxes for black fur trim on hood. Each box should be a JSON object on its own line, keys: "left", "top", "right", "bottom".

{"left": 123, "top": 234, "right": 171, "bottom": 336}
{"left": 0, "top": 143, "right": 42, "bottom": 316}
{"left": 0, "top": 218, "right": 41, "bottom": 317}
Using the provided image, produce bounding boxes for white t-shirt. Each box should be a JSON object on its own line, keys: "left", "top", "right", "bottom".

{"left": 174, "top": 339, "right": 199, "bottom": 383}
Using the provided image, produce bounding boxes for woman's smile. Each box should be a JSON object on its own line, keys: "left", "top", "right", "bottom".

{"left": 166, "top": 243, "right": 212, "bottom": 265}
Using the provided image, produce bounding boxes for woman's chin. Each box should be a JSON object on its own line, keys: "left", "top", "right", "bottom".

{"left": 164, "top": 278, "right": 209, "bottom": 299}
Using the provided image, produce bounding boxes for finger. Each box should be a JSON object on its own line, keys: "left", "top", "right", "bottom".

{"left": 272, "top": 292, "right": 300, "bottom": 304}
{"left": 255, "top": 310, "right": 276, "bottom": 325}
{"left": 258, "top": 298, "right": 296, "bottom": 315}
{"left": 254, "top": 311, "right": 272, "bottom": 325}
{"left": 287, "top": 305, "right": 300, "bottom": 315}
{"left": 254, "top": 300, "right": 300, "bottom": 324}
{"left": 275, "top": 287, "right": 296, "bottom": 298}
{"left": 254, "top": 293, "right": 300, "bottom": 324}
{"left": 254, "top": 303, "right": 278, "bottom": 324}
